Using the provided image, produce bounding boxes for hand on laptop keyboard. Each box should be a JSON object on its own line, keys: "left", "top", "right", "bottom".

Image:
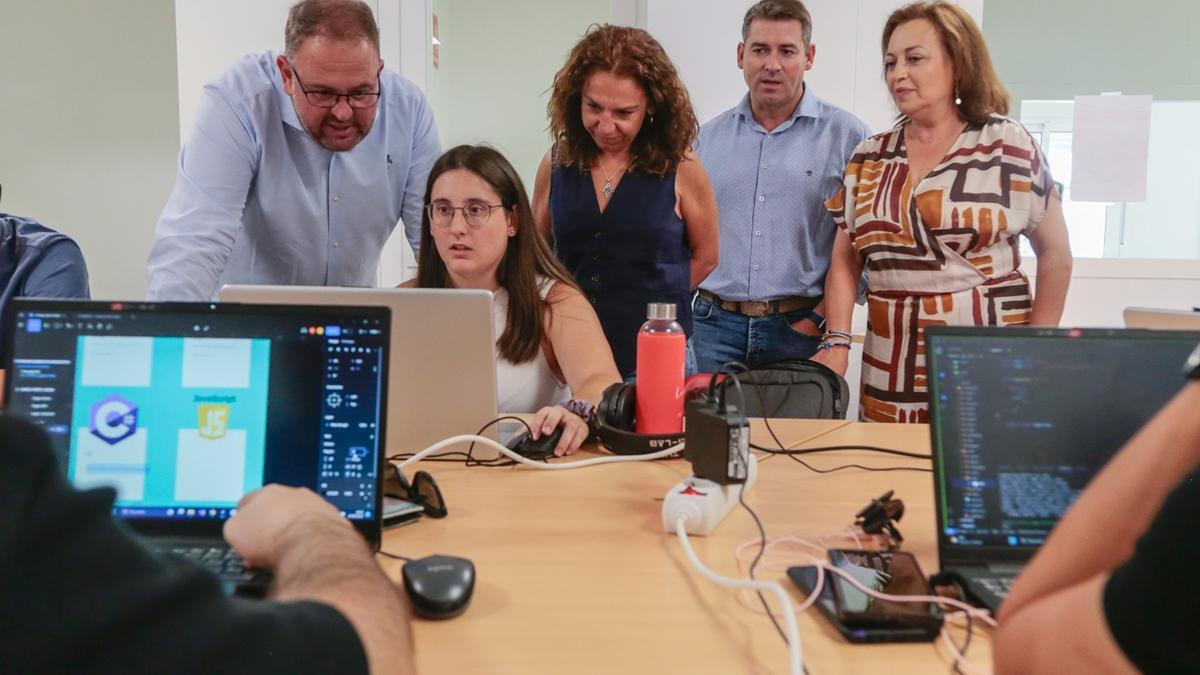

{"left": 223, "top": 484, "right": 354, "bottom": 569}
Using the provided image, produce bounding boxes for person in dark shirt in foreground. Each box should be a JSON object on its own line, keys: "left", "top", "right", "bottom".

{"left": 0, "top": 414, "right": 414, "bottom": 674}
{"left": 995, "top": 377, "right": 1200, "bottom": 674}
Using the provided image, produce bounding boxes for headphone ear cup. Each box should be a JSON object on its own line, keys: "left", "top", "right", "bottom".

{"left": 595, "top": 382, "right": 684, "bottom": 457}
{"left": 599, "top": 383, "right": 633, "bottom": 431}
{"left": 612, "top": 384, "right": 636, "bottom": 431}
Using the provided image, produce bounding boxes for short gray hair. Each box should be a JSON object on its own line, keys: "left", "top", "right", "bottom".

{"left": 741, "top": 0, "right": 813, "bottom": 45}
{"left": 284, "top": 0, "right": 380, "bottom": 57}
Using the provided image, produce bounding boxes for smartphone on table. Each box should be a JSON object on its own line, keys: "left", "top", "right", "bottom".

{"left": 787, "top": 549, "right": 942, "bottom": 643}
{"left": 382, "top": 496, "right": 424, "bottom": 529}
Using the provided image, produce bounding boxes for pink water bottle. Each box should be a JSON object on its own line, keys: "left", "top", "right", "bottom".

{"left": 635, "top": 302, "right": 687, "bottom": 434}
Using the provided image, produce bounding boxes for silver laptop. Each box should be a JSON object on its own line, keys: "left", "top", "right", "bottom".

{"left": 1123, "top": 306, "right": 1200, "bottom": 330}
{"left": 221, "top": 285, "right": 502, "bottom": 458}
{"left": 925, "top": 326, "right": 1200, "bottom": 612}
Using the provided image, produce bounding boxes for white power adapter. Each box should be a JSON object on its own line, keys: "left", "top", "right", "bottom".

{"left": 661, "top": 453, "right": 759, "bottom": 535}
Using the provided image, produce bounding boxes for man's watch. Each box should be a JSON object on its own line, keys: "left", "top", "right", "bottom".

{"left": 1184, "top": 342, "right": 1200, "bottom": 379}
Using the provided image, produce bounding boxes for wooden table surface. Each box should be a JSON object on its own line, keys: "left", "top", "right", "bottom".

{"left": 379, "top": 419, "right": 991, "bottom": 674}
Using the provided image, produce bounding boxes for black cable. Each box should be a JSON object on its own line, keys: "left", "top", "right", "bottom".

{"left": 725, "top": 365, "right": 812, "bottom": 670}
{"left": 738, "top": 483, "right": 813, "bottom": 675}
{"left": 761, "top": 410, "right": 792, "bottom": 456}
{"left": 752, "top": 443, "right": 932, "bottom": 460}
{"left": 952, "top": 610, "right": 974, "bottom": 674}
{"left": 740, "top": 486, "right": 787, "bottom": 642}
{"left": 777, "top": 452, "right": 932, "bottom": 474}
{"left": 464, "top": 415, "right": 532, "bottom": 467}
{"left": 738, "top": 359, "right": 930, "bottom": 475}
{"left": 724, "top": 362, "right": 815, "bottom": 674}
{"left": 373, "top": 545, "right": 412, "bottom": 562}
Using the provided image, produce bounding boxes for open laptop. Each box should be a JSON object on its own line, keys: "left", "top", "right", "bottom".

{"left": 3, "top": 299, "right": 390, "bottom": 594}
{"left": 220, "top": 285, "right": 504, "bottom": 458}
{"left": 925, "top": 326, "right": 1200, "bottom": 612}
{"left": 1123, "top": 306, "right": 1200, "bottom": 330}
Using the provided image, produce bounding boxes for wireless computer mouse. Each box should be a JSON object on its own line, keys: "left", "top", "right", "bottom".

{"left": 402, "top": 554, "right": 475, "bottom": 620}
{"left": 506, "top": 425, "right": 564, "bottom": 459}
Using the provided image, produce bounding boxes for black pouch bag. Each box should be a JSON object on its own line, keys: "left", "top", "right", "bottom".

{"left": 718, "top": 359, "right": 849, "bottom": 420}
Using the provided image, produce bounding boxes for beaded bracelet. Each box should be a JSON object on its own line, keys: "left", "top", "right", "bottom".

{"left": 817, "top": 340, "right": 852, "bottom": 351}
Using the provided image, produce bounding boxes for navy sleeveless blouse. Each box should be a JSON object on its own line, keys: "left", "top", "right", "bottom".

{"left": 549, "top": 164, "right": 691, "bottom": 377}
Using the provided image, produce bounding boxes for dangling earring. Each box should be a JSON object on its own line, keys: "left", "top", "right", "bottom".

{"left": 954, "top": 88, "right": 962, "bottom": 106}
{"left": 648, "top": 114, "right": 655, "bottom": 126}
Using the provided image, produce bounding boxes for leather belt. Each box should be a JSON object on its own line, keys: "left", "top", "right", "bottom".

{"left": 697, "top": 289, "right": 821, "bottom": 317}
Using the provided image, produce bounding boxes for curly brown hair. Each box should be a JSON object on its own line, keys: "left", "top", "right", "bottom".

{"left": 547, "top": 25, "right": 697, "bottom": 176}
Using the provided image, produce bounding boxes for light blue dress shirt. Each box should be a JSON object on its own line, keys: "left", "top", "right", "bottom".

{"left": 147, "top": 52, "right": 441, "bottom": 301}
{"left": 696, "top": 89, "right": 870, "bottom": 302}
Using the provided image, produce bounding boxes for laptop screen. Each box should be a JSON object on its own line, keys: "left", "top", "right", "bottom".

{"left": 3, "top": 300, "right": 389, "bottom": 540}
{"left": 926, "top": 327, "right": 1199, "bottom": 563}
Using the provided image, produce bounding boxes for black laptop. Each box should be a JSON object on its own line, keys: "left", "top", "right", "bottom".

{"left": 925, "top": 326, "right": 1199, "bottom": 612}
{"left": 3, "top": 299, "right": 390, "bottom": 594}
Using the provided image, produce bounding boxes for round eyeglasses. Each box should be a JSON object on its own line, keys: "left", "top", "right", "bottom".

{"left": 426, "top": 200, "right": 506, "bottom": 229}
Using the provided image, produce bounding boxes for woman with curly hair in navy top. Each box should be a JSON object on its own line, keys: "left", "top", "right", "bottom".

{"left": 532, "top": 25, "right": 719, "bottom": 378}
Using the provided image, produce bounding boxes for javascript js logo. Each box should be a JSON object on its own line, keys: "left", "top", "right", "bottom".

{"left": 198, "top": 404, "right": 230, "bottom": 440}
{"left": 90, "top": 394, "right": 138, "bottom": 445}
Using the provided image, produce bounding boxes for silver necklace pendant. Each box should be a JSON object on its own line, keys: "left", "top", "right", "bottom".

{"left": 602, "top": 181, "right": 614, "bottom": 200}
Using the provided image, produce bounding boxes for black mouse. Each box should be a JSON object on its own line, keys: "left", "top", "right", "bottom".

{"left": 506, "top": 425, "right": 564, "bottom": 459}
{"left": 401, "top": 554, "right": 475, "bottom": 620}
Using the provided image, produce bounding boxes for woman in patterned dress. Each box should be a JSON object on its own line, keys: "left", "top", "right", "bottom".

{"left": 815, "top": 1, "right": 1073, "bottom": 423}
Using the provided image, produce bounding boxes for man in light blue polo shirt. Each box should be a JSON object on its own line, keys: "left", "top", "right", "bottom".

{"left": 694, "top": 0, "right": 870, "bottom": 373}
{"left": 147, "top": 0, "right": 440, "bottom": 301}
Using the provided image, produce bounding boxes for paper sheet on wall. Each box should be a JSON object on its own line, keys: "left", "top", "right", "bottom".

{"left": 1071, "top": 95, "right": 1152, "bottom": 202}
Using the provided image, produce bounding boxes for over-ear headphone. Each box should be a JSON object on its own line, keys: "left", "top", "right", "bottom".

{"left": 593, "top": 376, "right": 715, "bottom": 456}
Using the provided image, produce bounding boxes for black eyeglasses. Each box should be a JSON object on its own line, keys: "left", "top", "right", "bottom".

{"left": 285, "top": 58, "right": 380, "bottom": 109}
{"left": 391, "top": 467, "right": 448, "bottom": 518}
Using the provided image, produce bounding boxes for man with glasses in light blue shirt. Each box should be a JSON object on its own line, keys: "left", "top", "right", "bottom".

{"left": 147, "top": 0, "right": 440, "bottom": 301}
{"left": 693, "top": 0, "right": 869, "bottom": 373}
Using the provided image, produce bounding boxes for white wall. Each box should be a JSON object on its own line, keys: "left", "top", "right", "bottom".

{"left": 1028, "top": 259, "right": 1200, "bottom": 328}
{"left": 1121, "top": 102, "right": 1200, "bottom": 259}
{"left": 426, "top": 0, "right": 610, "bottom": 191}
{"left": 0, "top": 1, "right": 180, "bottom": 300}
{"left": 175, "top": 0, "right": 301, "bottom": 144}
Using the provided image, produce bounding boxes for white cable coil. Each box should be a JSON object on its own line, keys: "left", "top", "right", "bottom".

{"left": 391, "top": 434, "right": 682, "bottom": 471}
{"left": 675, "top": 515, "right": 804, "bottom": 675}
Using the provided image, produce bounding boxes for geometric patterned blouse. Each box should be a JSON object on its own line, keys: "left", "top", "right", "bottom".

{"left": 825, "top": 116, "right": 1058, "bottom": 422}
{"left": 826, "top": 115, "right": 1056, "bottom": 292}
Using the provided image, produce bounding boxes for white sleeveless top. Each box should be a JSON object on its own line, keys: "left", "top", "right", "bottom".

{"left": 493, "top": 278, "right": 571, "bottom": 413}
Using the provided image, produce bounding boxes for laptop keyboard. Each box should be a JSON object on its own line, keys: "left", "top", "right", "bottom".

{"left": 155, "top": 544, "right": 262, "bottom": 585}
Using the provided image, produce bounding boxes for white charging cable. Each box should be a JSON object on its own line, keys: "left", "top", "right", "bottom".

{"left": 391, "top": 434, "right": 683, "bottom": 471}
{"left": 674, "top": 515, "right": 803, "bottom": 675}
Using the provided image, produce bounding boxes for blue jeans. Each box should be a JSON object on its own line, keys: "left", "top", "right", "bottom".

{"left": 691, "top": 294, "right": 823, "bottom": 374}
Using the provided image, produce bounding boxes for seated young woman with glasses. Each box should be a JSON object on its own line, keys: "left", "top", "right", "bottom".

{"left": 403, "top": 145, "right": 621, "bottom": 456}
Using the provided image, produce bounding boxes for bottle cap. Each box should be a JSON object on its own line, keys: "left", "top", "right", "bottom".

{"left": 646, "top": 303, "right": 677, "bottom": 321}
